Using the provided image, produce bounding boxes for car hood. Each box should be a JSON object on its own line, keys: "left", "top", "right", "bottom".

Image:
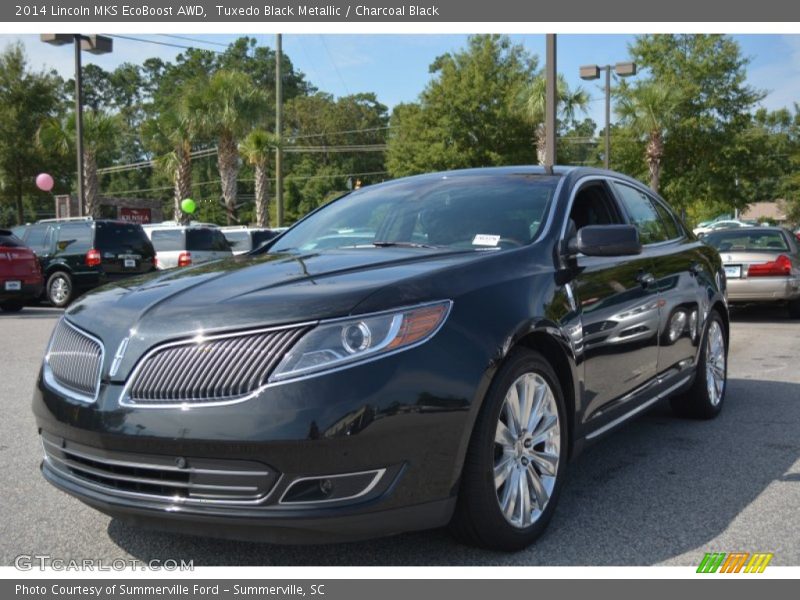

{"left": 64, "top": 248, "right": 485, "bottom": 379}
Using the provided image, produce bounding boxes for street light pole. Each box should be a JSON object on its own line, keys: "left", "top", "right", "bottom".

{"left": 275, "top": 33, "right": 284, "bottom": 228}
{"left": 579, "top": 61, "right": 637, "bottom": 170}
{"left": 604, "top": 65, "right": 611, "bottom": 170}
{"left": 544, "top": 34, "right": 557, "bottom": 169}
{"left": 41, "top": 34, "right": 112, "bottom": 217}
{"left": 73, "top": 35, "right": 85, "bottom": 216}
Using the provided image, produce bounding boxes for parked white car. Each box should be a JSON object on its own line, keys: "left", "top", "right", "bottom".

{"left": 143, "top": 225, "right": 232, "bottom": 269}
{"left": 693, "top": 219, "right": 753, "bottom": 238}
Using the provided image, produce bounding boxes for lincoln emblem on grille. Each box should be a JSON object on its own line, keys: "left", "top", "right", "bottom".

{"left": 109, "top": 336, "right": 130, "bottom": 377}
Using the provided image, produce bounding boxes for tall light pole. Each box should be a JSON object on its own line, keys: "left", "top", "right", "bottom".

{"left": 579, "top": 61, "right": 636, "bottom": 169}
{"left": 275, "top": 33, "right": 284, "bottom": 227}
{"left": 544, "top": 34, "right": 557, "bottom": 170}
{"left": 41, "top": 34, "right": 113, "bottom": 216}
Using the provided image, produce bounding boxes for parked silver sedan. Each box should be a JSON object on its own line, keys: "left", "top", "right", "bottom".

{"left": 703, "top": 226, "right": 800, "bottom": 317}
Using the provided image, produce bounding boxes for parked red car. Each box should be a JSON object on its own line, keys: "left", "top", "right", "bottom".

{"left": 0, "top": 229, "right": 43, "bottom": 312}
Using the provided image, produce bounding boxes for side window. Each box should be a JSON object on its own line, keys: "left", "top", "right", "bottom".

{"left": 23, "top": 225, "right": 50, "bottom": 253}
{"left": 56, "top": 223, "right": 93, "bottom": 254}
{"left": 568, "top": 181, "right": 624, "bottom": 231}
{"left": 649, "top": 197, "right": 681, "bottom": 240}
{"left": 612, "top": 183, "right": 669, "bottom": 245}
{"left": 211, "top": 230, "right": 231, "bottom": 252}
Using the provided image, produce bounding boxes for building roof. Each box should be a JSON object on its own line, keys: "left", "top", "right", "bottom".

{"left": 740, "top": 201, "right": 787, "bottom": 222}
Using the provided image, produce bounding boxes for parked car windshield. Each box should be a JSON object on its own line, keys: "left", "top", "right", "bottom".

{"left": 271, "top": 174, "right": 560, "bottom": 254}
{"left": 704, "top": 229, "right": 790, "bottom": 252}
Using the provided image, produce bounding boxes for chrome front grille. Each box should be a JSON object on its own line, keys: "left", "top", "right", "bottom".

{"left": 41, "top": 433, "right": 278, "bottom": 505}
{"left": 45, "top": 319, "right": 104, "bottom": 401}
{"left": 125, "top": 325, "right": 310, "bottom": 406}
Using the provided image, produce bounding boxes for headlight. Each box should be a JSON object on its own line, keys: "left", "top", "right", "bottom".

{"left": 269, "top": 300, "right": 452, "bottom": 382}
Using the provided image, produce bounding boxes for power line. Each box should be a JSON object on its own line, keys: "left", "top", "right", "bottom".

{"left": 319, "top": 35, "right": 351, "bottom": 97}
{"left": 158, "top": 35, "right": 229, "bottom": 48}
{"left": 106, "top": 34, "right": 223, "bottom": 54}
{"left": 103, "top": 170, "right": 389, "bottom": 196}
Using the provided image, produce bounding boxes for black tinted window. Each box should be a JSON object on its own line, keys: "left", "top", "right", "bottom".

{"left": 95, "top": 222, "right": 153, "bottom": 255}
{"left": 251, "top": 230, "right": 277, "bottom": 248}
{"left": 56, "top": 223, "right": 93, "bottom": 254}
{"left": 187, "top": 229, "right": 230, "bottom": 252}
{"left": 149, "top": 229, "right": 184, "bottom": 251}
{"left": 612, "top": 183, "right": 669, "bottom": 245}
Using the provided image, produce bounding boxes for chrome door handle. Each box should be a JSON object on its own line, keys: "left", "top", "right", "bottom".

{"left": 637, "top": 272, "right": 655, "bottom": 288}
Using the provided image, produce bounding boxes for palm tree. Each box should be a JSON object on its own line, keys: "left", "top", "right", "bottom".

{"left": 142, "top": 97, "right": 199, "bottom": 224}
{"left": 240, "top": 130, "right": 280, "bottom": 227}
{"left": 192, "top": 70, "right": 267, "bottom": 225}
{"left": 37, "top": 111, "right": 119, "bottom": 217}
{"left": 615, "top": 80, "right": 682, "bottom": 192}
{"left": 518, "top": 74, "right": 589, "bottom": 165}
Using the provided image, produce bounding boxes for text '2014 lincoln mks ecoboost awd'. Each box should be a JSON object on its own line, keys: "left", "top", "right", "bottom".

{"left": 33, "top": 166, "right": 729, "bottom": 550}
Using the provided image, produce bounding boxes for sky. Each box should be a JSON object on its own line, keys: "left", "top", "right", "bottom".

{"left": 4, "top": 33, "right": 800, "bottom": 128}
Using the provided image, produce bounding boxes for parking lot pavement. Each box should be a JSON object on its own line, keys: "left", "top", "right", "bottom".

{"left": 1, "top": 305, "right": 798, "bottom": 567}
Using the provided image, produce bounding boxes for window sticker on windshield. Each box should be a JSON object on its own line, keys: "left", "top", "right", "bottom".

{"left": 472, "top": 234, "right": 501, "bottom": 247}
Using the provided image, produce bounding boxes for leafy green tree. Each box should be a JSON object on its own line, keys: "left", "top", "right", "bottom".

{"left": 387, "top": 35, "right": 537, "bottom": 176}
{"left": 191, "top": 70, "right": 267, "bottom": 224}
{"left": 615, "top": 80, "right": 682, "bottom": 191}
{"left": 240, "top": 130, "right": 279, "bottom": 227}
{"left": 0, "top": 43, "right": 64, "bottom": 225}
{"left": 38, "top": 111, "right": 121, "bottom": 217}
{"left": 517, "top": 74, "right": 589, "bottom": 165}
{"left": 623, "top": 34, "right": 763, "bottom": 211}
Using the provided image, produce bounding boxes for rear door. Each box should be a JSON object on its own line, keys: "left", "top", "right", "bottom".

{"left": 95, "top": 222, "right": 156, "bottom": 277}
{"left": 610, "top": 181, "right": 706, "bottom": 382}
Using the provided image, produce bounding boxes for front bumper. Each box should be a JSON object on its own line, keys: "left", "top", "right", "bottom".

{"left": 32, "top": 329, "right": 488, "bottom": 542}
{"left": 726, "top": 276, "right": 800, "bottom": 302}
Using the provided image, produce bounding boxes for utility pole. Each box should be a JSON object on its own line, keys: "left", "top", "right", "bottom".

{"left": 544, "top": 34, "right": 557, "bottom": 169}
{"left": 275, "top": 33, "right": 284, "bottom": 227}
{"left": 73, "top": 35, "right": 85, "bottom": 215}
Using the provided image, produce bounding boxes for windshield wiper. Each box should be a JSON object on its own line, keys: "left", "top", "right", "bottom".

{"left": 371, "top": 241, "right": 442, "bottom": 249}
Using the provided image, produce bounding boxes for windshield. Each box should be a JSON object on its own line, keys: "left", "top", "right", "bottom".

{"left": 271, "top": 174, "right": 560, "bottom": 254}
{"left": 704, "top": 230, "right": 790, "bottom": 252}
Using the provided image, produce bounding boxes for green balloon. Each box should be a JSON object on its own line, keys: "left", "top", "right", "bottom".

{"left": 181, "top": 198, "right": 196, "bottom": 214}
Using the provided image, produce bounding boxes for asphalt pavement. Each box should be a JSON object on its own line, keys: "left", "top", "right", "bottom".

{"left": 1, "top": 305, "right": 798, "bottom": 566}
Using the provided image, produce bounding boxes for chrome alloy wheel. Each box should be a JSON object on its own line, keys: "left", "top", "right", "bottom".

{"left": 494, "top": 372, "right": 560, "bottom": 528}
{"left": 705, "top": 320, "right": 726, "bottom": 406}
{"left": 50, "top": 277, "right": 70, "bottom": 305}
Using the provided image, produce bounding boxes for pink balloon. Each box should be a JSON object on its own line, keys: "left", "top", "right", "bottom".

{"left": 36, "top": 173, "right": 54, "bottom": 192}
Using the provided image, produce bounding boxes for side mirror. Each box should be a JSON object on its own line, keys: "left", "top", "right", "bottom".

{"left": 575, "top": 225, "right": 642, "bottom": 257}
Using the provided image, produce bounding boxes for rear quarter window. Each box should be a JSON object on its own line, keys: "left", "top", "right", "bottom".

{"left": 56, "top": 223, "right": 93, "bottom": 254}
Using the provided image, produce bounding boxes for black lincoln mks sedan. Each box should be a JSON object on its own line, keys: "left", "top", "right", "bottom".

{"left": 33, "top": 166, "right": 729, "bottom": 551}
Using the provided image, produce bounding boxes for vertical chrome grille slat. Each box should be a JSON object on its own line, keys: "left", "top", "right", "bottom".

{"left": 126, "top": 325, "right": 311, "bottom": 405}
{"left": 45, "top": 320, "right": 104, "bottom": 400}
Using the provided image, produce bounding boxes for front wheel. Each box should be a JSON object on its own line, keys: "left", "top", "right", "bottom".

{"left": 670, "top": 310, "right": 727, "bottom": 419}
{"left": 47, "top": 271, "right": 73, "bottom": 308}
{"left": 450, "top": 349, "right": 568, "bottom": 551}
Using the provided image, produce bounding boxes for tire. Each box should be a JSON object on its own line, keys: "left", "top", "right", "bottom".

{"left": 669, "top": 310, "right": 727, "bottom": 419}
{"left": 47, "top": 271, "right": 73, "bottom": 308}
{"left": 788, "top": 299, "right": 800, "bottom": 319}
{"left": 0, "top": 301, "right": 23, "bottom": 313}
{"left": 449, "top": 348, "right": 568, "bottom": 551}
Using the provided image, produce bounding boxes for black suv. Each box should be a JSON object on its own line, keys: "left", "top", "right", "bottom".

{"left": 15, "top": 218, "right": 156, "bottom": 307}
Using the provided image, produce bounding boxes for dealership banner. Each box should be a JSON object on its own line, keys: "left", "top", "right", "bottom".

{"left": 4, "top": 579, "right": 799, "bottom": 599}
{"left": 4, "top": 0, "right": 800, "bottom": 22}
